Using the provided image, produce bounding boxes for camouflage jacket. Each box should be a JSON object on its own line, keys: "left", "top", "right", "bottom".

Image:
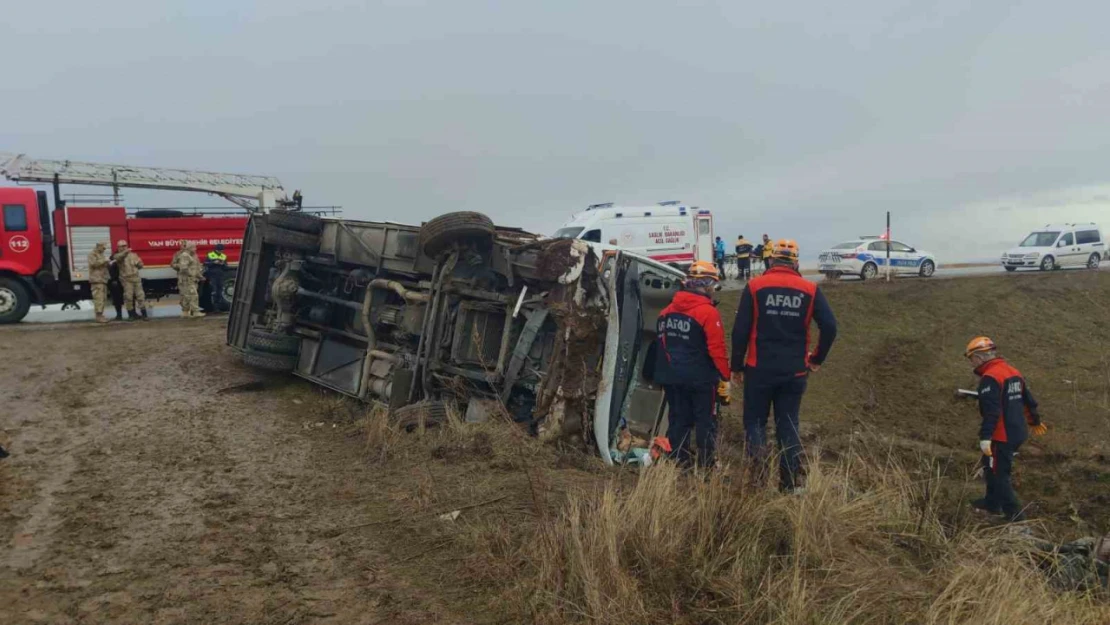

{"left": 87, "top": 249, "right": 110, "bottom": 284}
{"left": 113, "top": 251, "right": 144, "bottom": 279}
{"left": 170, "top": 249, "right": 186, "bottom": 271}
{"left": 176, "top": 251, "right": 204, "bottom": 280}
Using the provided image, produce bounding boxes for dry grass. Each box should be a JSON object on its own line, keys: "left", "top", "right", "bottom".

{"left": 351, "top": 399, "right": 1108, "bottom": 624}
{"left": 511, "top": 448, "right": 1110, "bottom": 624}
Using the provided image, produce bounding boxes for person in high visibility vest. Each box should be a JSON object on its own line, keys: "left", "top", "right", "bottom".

{"left": 205, "top": 244, "right": 229, "bottom": 311}
{"left": 734, "top": 234, "right": 753, "bottom": 280}
{"left": 759, "top": 234, "right": 773, "bottom": 273}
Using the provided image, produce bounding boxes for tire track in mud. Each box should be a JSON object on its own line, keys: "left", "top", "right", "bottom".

{"left": 1, "top": 335, "right": 119, "bottom": 572}
{"left": 1, "top": 320, "right": 464, "bottom": 624}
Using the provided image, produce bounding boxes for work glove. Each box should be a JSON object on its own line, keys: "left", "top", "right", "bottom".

{"left": 979, "top": 440, "right": 993, "bottom": 456}
{"left": 1030, "top": 422, "right": 1048, "bottom": 437}
{"left": 717, "top": 381, "right": 732, "bottom": 406}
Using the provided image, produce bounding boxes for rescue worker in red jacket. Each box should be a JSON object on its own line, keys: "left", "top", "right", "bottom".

{"left": 966, "top": 337, "right": 1047, "bottom": 522}
{"left": 730, "top": 239, "right": 837, "bottom": 491}
{"left": 652, "top": 261, "right": 730, "bottom": 468}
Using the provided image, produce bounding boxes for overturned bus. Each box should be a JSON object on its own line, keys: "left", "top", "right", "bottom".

{"left": 226, "top": 210, "right": 685, "bottom": 464}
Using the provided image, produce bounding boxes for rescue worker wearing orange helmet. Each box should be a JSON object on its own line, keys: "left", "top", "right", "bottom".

{"left": 730, "top": 239, "right": 837, "bottom": 491}
{"left": 651, "top": 260, "right": 730, "bottom": 468}
{"left": 965, "top": 336, "right": 1046, "bottom": 522}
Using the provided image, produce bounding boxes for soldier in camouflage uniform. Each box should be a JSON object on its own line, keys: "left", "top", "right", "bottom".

{"left": 170, "top": 240, "right": 188, "bottom": 270}
{"left": 113, "top": 239, "right": 149, "bottom": 321}
{"left": 87, "top": 242, "right": 112, "bottom": 324}
{"left": 173, "top": 242, "right": 206, "bottom": 318}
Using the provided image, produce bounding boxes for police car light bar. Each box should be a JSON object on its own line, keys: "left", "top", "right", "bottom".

{"left": 658, "top": 200, "right": 681, "bottom": 206}
{"left": 587, "top": 202, "right": 614, "bottom": 210}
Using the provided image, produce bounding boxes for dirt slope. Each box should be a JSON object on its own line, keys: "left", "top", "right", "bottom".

{"left": 0, "top": 319, "right": 466, "bottom": 624}
{"left": 717, "top": 270, "right": 1110, "bottom": 533}
{"left": 2, "top": 270, "right": 1107, "bottom": 624}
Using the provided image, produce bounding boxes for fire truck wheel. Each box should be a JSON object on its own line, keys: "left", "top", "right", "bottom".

{"left": 262, "top": 224, "right": 320, "bottom": 253}
{"left": 392, "top": 400, "right": 452, "bottom": 432}
{"left": 267, "top": 210, "right": 323, "bottom": 234}
{"left": 246, "top": 328, "right": 301, "bottom": 355}
{"left": 242, "top": 348, "right": 297, "bottom": 372}
{"left": 0, "top": 277, "right": 31, "bottom": 324}
{"left": 418, "top": 212, "right": 495, "bottom": 257}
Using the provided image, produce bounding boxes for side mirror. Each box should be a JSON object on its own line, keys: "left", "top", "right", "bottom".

{"left": 1058, "top": 240, "right": 1066, "bottom": 248}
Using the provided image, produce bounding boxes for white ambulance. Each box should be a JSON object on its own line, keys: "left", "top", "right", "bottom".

{"left": 552, "top": 201, "right": 715, "bottom": 269}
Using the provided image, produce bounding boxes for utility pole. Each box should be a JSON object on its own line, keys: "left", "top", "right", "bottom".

{"left": 885, "top": 211, "right": 892, "bottom": 282}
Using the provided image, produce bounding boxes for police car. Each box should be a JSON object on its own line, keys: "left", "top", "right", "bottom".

{"left": 817, "top": 236, "right": 938, "bottom": 281}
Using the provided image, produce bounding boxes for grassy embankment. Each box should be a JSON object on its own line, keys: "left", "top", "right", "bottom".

{"left": 310, "top": 271, "right": 1110, "bottom": 623}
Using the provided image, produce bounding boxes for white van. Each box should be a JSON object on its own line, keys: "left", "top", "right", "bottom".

{"left": 553, "top": 201, "right": 715, "bottom": 268}
{"left": 1001, "top": 223, "right": 1105, "bottom": 271}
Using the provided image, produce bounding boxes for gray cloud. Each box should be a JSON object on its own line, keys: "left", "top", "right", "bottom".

{"left": 3, "top": 1, "right": 1109, "bottom": 262}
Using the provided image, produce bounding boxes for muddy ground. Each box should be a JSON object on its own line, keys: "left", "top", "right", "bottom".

{"left": 3, "top": 271, "right": 1108, "bottom": 624}
{"left": 0, "top": 318, "right": 469, "bottom": 625}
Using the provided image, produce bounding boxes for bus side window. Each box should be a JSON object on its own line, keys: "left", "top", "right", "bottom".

{"left": 3, "top": 204, "right": 28, "bottom": 231}
{"left": 582, "top": 229, "right": 601, "bottom": 243}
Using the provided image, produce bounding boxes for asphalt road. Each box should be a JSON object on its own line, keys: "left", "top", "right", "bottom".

{"left": 14, "top": 263, "right": 1108, "bottom": 322}
{"left": 21, "top": 298, "right": 195, "bottom": 324}
{"left": 718, "top": 262, "right": 1108, "bottom": 291}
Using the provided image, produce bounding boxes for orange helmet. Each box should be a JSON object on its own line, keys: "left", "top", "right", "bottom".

{"left": 686, "top": 260, "right": 720, "bottom": 282}
{"left": 772, "top": 239, "right": 800, "bottom": 262}
{"left": 965, "top": 336, "right": 996, "bottom": 358}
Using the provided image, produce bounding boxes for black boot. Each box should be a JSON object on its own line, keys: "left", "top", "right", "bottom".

{"left": 127, "top": 309, "right": 138, "bottom": 321}
{"left": 140, "top": 308, "right": 150, "bottom": 322}
{"left": 114, "top": 306, "right": 123, "bottom": 321}
{"left": 971, "top": 498, "right": 1001, "bottom": 515}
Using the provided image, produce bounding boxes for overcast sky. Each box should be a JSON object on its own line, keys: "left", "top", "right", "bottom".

{"left": 3, "top": 1, "right": 1108, "bottom": 262}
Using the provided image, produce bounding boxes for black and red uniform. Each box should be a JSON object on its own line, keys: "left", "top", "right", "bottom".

{"left": 975, "top": 357, "right": 1040, "bottom": 520}
{"left": 652, "top": 289, "right": 730, "bottom": 468}
{"left": 730, "top": 264, "right": 837, "bottom": 489}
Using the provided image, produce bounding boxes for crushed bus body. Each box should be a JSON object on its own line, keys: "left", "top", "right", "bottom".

{"left": 226, "top": 210, "right": 685, "bottom": 461}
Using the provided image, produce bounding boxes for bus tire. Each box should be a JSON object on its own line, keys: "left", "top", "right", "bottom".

{"left": 267, "top": 210, "right": 323, "bottom": 234}
{"left": 242, "top": 348, "right": 297, "bottom": 372}
{"left": 418, "top": 212, "right": 495, "bottom": 257}
{"left": 263, "top": 224, "right": 320, "bottom": 253}
{"left": 246, "top": 328, "right": 301, "bottom": 355}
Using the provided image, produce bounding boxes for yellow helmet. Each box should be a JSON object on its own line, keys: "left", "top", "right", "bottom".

{"left": 686, "top": 260, "right": 720, "bottom": 282}
{"left": 965, "top": 336, "right": 996, "bottom": 358}
{"left": 772, "top": 239, "right": 799, "bottom": 262}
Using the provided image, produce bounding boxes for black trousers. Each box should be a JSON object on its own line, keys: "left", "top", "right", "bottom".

{"left": 208, "top": 271, "right": 226, "bottom": 309}
{"left": 983, "top": 441, "right": 1024, "bottom": 520}
{"left": 743, "top": 372, "right": 807, "bottom": 490}
{"left": 108, "top": 279, "right": 124, "bottom": 316}
{"left": 736, "top": 257, "right": 751, "bottom": 279}
{"left": 664, "top": 383, "right": 718, "bottom": 468}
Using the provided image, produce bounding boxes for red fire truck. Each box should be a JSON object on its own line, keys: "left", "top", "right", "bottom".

{"left": 0, "top": 153, "right": 301, "bottom": 323}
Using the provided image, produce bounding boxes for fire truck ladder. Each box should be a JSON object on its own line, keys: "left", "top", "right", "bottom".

{"left": 0, "top": 152, "right": 287, "bottom": 212}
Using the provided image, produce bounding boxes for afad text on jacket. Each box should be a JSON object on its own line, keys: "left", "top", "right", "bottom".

{"left": 975, "top": 357, "right": 1040, "bottom": 445}
{"left": 652, "top": 290, "right": 730, "bottom": 386}
{"left": 731, "top": 265, "right": 838, "bottom": 377}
